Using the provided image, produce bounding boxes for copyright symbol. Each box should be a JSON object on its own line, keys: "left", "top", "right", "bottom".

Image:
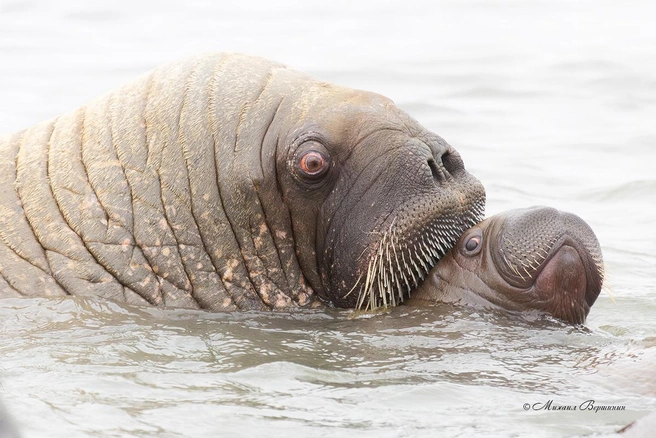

{"left": 523, "top": 403, "right": 530, "bottom": 411}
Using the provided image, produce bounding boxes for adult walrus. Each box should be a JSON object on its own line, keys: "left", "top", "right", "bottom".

{"left": 410, "top": 206, "right": 604, "bottom": 324}
{"left": 0, "top": 53, "right": 486, "bottom": 311}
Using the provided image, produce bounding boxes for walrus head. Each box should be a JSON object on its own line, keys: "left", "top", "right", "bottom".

{"left": 412, "top": 207, "right": 604, "bottom": 324}
{"left": 276, "top": 83, "right": 485, "bottom": 309}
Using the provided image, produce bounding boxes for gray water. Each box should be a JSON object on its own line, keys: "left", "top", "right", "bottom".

{"left": 0, "top": 1, "right": 655, "bottom": 437}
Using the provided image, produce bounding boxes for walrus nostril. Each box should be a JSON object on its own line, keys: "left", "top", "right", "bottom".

{"left": 427, "top": 158, "right": 447, "bottom": 182}
{"left": 427, "top": 152, "right": 464, "bottom": 184}
{"left": 442, "top": 151, "right": 464, "bottom": 174}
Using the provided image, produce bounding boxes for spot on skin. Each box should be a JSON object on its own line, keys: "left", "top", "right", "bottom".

{"left": 196, "top": 263, "right": 203, "bottom": 270}
{"left": 159, "top": 218, "right": 168, "bottom": 230}
{"left": 297, "top": 292, "right": 310, "bottom": 306}
{"left": 274, "top": 294, "right": 293, "bottom": 308}
{"left": 81, "top": 195, "right": 94, "bottom": 210}
{"left": 222, "top": 298, "right": 232, "bottom": 308}
{"left": 162, "top": 247, "right": 171, "bottom": 257}
{"left": 276, "top": 230, "right": 287, "bottom": 240}
{"left": 258, "top": 282, "right": 275, "bottom": 304}
{"left": 203, "top": 193, "right": 210, "bottom": 201}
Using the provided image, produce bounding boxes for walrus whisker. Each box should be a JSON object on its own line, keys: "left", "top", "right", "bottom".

{"left": 527, "top": 258, "right": 540, "bottom": 271}
{"left": 517, "top": 268, "right": 528, "bottom": 282}
{"left": 504, "top": 252, "right": 525, "bottom": 279}
{"left": 358, "top": 250, "right": 377, "bottom": 309}
{"left": 418, "top": 238, "right": 432, "bottom": 270}
{"left": 410, "top": 248, "right": 422, "bottom": 276}
{"left": 353, "top": 203, "right": 484, "bottom": 311}
{"left": 401, "top": 249, "right": 418, "bottom": 289}
{"left": 386, "top": 238, "right": 402, "bottom": 305}
{"left": 380, "top": 236, "right": 388, "bottom": 304}
{"left": 381, "top": 245, "right": 389, "bottom": 307}
{"left": 343, "top": 272, "right": 363, "bottom": 299}
{"left": 538, "top": 248, "right": 550, "bottom": 259}
{"left": 601, "top": 283, "right": 615, "bottom": 303}
{"left": 391, "top": 230, "right": 411, "bottom": 294}
{"left": 390, "top": 232, "right": 402, "bottom": 289}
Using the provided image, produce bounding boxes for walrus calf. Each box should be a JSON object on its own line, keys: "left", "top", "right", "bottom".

{"left": 411, "top": 207, "right": 604, "bottom": 324}
{"left": 0, "top": 53, "right": 486, "bottom": 311}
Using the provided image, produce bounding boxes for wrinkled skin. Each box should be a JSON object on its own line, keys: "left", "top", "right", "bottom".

{"left": 411, "top": 207, "right": 604, "bottom": 324}
{"left": 0, "top": 53, "right": 485, "bottom": 311}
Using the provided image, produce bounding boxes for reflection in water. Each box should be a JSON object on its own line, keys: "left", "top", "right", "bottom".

{"left": 1, "top": 0, "right": 655, "bottom": 437}
{"left": 1, "top": 297, "right": 653, "bottom": 437}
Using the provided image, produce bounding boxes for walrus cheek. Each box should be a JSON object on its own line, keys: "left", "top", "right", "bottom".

{"left": 534, "top": 245, "right": 588, "bottom": 324}
{"left": 414, "top": 256, "right": 499, "bottom": 309}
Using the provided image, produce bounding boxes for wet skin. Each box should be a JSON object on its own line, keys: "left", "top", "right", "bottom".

{"left": 410, "top": 206, "right": 604, "bottom": 324}
{"left": 0, "top": 53, "right": 485, "bottom": 311}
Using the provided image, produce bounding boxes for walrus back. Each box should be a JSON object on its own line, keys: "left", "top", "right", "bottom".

{"left": 0, "top": 53, "right": 313, "bottom": 310}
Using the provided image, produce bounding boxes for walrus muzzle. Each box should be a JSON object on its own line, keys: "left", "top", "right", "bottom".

{"left": 319, "top": 132, "right": 485, "bottom": 309}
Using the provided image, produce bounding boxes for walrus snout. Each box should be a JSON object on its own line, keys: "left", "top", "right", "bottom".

{"left": 410, "top": 206, "right": 604, "bottom": 324}
{"left": 534, "top": 244, "right": 590, "bottom": 324}
{"left": 493, "top": 207, "right": 603, "bottom": 295}
{"left": 318, "top": 130, "right": 485, "bottom": 310}
{"left": 491, "top": 206, "right": 604, "bottom": 323}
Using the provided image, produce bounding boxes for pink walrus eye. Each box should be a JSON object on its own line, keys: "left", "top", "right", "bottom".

{"left": 299, "top": 151, "right": 328, "bottom": 177}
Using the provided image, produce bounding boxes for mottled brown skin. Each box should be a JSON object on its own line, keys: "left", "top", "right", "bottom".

{"left": 411, "top": 207, "right": 604, "bottom": 324}
{"left": 0, "top": 53, "right": 485, "bottom": 311}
